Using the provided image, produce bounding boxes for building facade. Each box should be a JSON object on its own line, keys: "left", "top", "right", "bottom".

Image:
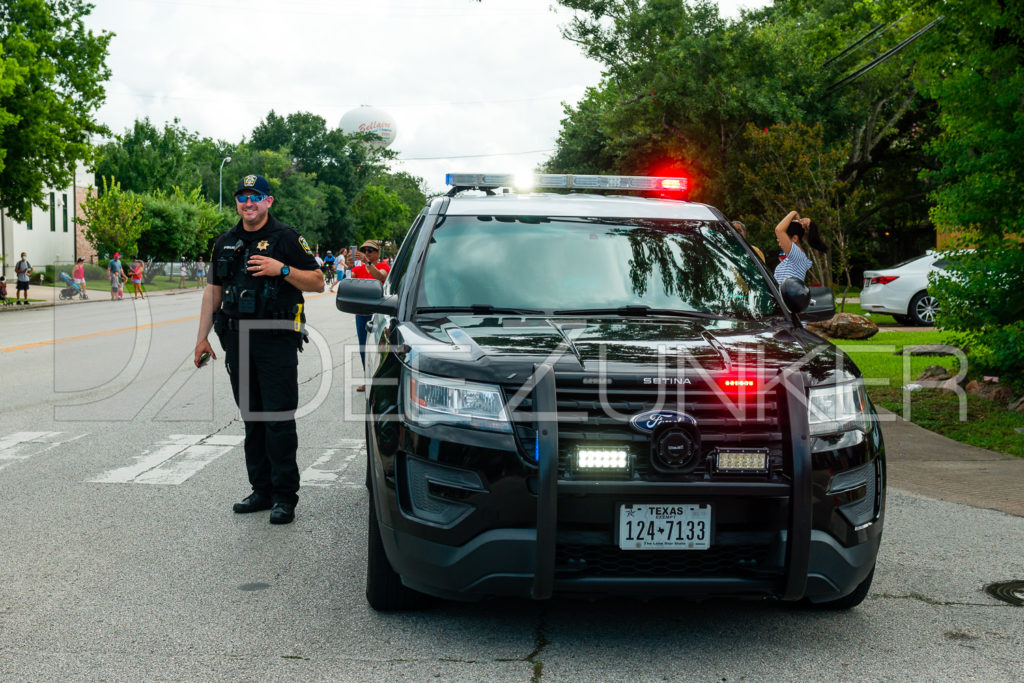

{"left": 1, "top": 163, "right": 96, "bottom": 278}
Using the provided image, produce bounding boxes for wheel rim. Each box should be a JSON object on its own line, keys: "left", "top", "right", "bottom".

{"left": 916, "top": 296, "right": 938, "bottom": 323}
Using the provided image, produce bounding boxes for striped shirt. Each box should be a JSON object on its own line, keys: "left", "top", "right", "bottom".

{"left": 774, "top": 243, "right": 813, "bottom": 283}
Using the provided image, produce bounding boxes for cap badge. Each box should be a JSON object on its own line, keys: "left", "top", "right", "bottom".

{"left": 243, "top": 174, "right": 257, "bottom": 188}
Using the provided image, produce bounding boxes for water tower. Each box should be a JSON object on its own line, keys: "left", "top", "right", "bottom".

{"left": 339, "top": 105, "right": 397, "bottom": 147}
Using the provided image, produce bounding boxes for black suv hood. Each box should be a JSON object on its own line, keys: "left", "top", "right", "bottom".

{"left": 397, "top": 316, "right": 853, "bottom": 386}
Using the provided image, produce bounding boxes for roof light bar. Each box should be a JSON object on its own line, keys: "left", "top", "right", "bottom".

{"left": 445, "top": 173, "right": 688, "bottom": 192}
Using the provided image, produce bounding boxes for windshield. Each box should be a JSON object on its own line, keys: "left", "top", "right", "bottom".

{"left": 415, "top": 216, "right": 778, "bottom": 319}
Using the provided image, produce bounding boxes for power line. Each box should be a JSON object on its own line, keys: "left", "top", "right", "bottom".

{"left": 826, "top": 16, "right": 944, "bottom": 93}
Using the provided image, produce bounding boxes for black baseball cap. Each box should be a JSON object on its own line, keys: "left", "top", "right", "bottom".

{"left": 235, "top": 174, "right": 271, "bottom": 196}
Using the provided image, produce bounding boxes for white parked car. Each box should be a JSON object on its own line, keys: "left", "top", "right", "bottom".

{"left": 861, "top": 251, "right": 951, "bottom": 326}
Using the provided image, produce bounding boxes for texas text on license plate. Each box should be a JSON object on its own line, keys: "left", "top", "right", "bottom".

{"left": 618, "top": 503, "right": 711, "bottom": 550}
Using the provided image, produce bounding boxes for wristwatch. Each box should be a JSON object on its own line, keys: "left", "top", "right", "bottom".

{"left": 280, "top": 265, "right": 290, "bottom": 277}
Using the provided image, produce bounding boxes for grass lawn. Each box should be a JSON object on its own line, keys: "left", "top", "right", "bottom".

{"left": 39, "top": 277, "right": 204, "bottom": 293}
{"left": 835, "top": 330, "right": 1024, "bottom": 457}
{"left": 835, "top": 300, "right": 901, "bottom": 326}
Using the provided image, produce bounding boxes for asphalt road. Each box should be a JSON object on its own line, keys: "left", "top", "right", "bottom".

{"left": 0, "top": 293, "right": 1021, "bottom": 681}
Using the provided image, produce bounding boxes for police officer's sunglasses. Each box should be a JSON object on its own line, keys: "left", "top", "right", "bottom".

{"left": 235, "top": 193, "right": 267, "bottom": 203}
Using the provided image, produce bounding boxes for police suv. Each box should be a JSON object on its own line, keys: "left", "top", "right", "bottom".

{"left": 337, "top": 173, "right": 885, "bottom": 611}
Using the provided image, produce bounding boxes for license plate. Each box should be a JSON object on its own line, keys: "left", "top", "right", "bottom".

{"left": 618, "top": 503, "right": 711, "bottom": 550}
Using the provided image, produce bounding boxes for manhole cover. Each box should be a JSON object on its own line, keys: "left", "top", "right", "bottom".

{"left": 238, "top": 582, "right": 271, "bottom": 592}
{"left": 984, "top": 581, "right": 1024, "bottom": 606}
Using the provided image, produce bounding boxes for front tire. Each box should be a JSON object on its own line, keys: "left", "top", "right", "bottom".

{"left": 908, "top": 291, "right": 938, "bottom": 326}
{"left": 366, "top": 488, "right": 426, "bottom": 611}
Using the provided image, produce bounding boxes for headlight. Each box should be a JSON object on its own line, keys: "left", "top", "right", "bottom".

{"left": 808, "top": 381, "right": 869, "bottom": 436}
{"left": 403, "top": 369, "right": 512, "bottom": 433}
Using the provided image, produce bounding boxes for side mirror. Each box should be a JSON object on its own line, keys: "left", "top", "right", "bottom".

{"left": 780, "top": 277, "right": 810, "bottom": 314}
{"left": 335, "top": 278, "right": 398, "bottom": 315}
{"left": 804, "top": 285, "right": 836, "bottom": 321}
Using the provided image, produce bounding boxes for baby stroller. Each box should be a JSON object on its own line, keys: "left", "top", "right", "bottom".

{"left": 59, "top": 272, "right": 87, "bottom": 300}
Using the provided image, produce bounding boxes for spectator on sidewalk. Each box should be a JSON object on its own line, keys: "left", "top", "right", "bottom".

{"left": 196, "top": 257, "right": 206, "bottom": 288}
{"left": 128, "top": 259, "right": 145, "bottom": 300}
{"left": 14, "top": 252, "right": 32, "bottom": 305}
{"left": 72, "top": 257, "right": 88, "bottom": 299}
{"left": 345, "top": 240, "right": 389, "bottom": 392}
{"left": 108, "top": 253, "right": 124, "bottom": 300}
{"left": 178, "top": 257, "right": 188, "bottom": 288}
{"left": 0, "top": 276, "right": 8, "bottom": 305}
{"left": 109, "top": 269, "right": 122, "bottom": 300}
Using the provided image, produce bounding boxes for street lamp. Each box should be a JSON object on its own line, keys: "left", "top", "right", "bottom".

{"left": 218, "top": 156, "right": 232, "bottom": 211}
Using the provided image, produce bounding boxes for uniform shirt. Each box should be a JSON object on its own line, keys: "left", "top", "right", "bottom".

{"left": 351, "top": 262, "right": 390, "bottom": 280}
{"left": 774, "top": 242, "right": 813, "bottom": 284}
{"left": 209, "top": 213, "right": 319, "bottom": 291}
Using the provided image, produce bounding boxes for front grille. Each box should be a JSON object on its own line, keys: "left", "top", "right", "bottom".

{"left": 506, "top": 379, "right": 786, "bottom": 478}
{"left": 555, "top": 543, "right": 779, "bottom": 578}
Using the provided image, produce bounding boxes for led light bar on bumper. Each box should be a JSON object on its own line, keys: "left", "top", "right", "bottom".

{"left": 576, "top": 449, "right": 630, "bottom": 470}
{"left": 403, "top": 369, "right": 512, "bottom": 433}
{"left": 808, "top": 381, "right": 869, "bottom": 436}
{"left": 716, "top": 450, "right": 768, "bottom": 472}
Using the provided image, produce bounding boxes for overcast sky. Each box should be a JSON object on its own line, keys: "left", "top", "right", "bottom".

{"left": 86, "top": 0, "right": 771, "bottom": 193}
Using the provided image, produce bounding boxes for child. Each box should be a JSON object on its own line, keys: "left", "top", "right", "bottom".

{"left": 109, "top": 270, "right": 122, "bottom": 301}
{"left": 0, "top": 276, "right": 8, "bottom": 305}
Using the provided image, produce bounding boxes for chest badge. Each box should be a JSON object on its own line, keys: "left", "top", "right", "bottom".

{"left": 257, "top": 240, "right": 270, "bottom": 251}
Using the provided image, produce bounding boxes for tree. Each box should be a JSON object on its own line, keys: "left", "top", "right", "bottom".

{"left": 0, "top": 0, "right": 112, "bottom": 221}
{"left": 350, "top": 184, "right": 409, "bottom": 245}
{"left": 95, "top": 118, "right": 205, "bottom": 195}
{"left": 217, "top": 146, "right": 328, "bottom": 247}
{"left": 79, "top": 177, "right": 149, "bottom": 258}
{"left": 137, "top": 186, "right": 228, "bottom": 262}
{"left": 738, "top": 122, "right": 869, "bottom": 291}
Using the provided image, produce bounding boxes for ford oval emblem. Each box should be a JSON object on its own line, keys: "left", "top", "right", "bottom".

{"left": 629, "top": 410, "right": 696, "bottom": 434}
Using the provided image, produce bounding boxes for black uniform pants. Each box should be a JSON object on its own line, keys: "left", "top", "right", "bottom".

{"left": 217, "top": 323, "right": 301, "bottom": 506}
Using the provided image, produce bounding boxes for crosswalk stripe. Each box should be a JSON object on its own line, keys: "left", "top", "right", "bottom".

{"left": 88, "top": 434, "right": 245, "bottom": 485}
{"left": 300, "top": 445, "right": 364, "bottom": 487}
{"left": 0, "top": 432, "right": 85, "bottom": 473}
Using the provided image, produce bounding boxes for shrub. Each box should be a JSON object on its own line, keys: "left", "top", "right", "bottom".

{"left": 930, "top": 241, "right": 1024, "bottom": 385}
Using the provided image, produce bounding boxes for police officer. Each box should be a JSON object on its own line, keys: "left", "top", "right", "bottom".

{"left": 193, "top": 174, "right": 323, "bottom": 525}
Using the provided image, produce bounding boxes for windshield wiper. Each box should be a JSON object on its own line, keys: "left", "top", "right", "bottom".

{"left": 416, "top": 305, "right": 545, "bottom": 316}
{"left": 552, "top": 305, "right": 719, "bottom": 320}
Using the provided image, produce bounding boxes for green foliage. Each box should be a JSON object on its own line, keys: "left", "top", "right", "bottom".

{"left": 137, "top": 186, "right": 228, "bottom": 261}
{"left": 548, "top": 0, "right": 940, "bottom": 275}
{"left": 94, "top": 117, "right": 230, "bottom": 198}
{"left": 79, "top": 177, "right": 149, "bottom": 258}
{"left": 738, "top": 121, "right": 868, "bottom": 287}
{"left": 928, "top": 242, "right": 1024, "bottom": 378}
{"left": 95, "top": 112, "right": 425, "bottom": 254}
{"left": 219, "top": 147, "right": 328, "bottom": 246}
{"left": 350, "top": 184, "right": 410, "bottom": 245}
{"left": 902, "top": 0, "right": 1024, "bottom": 240}
{"left": 0, "top": 0, "right": 112, "bottom": 221}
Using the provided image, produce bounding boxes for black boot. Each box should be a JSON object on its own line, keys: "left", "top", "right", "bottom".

{"left": 232, "top": 492, "right": 273, "bottom": 514}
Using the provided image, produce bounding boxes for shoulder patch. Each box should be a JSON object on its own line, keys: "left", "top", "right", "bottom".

{"left": 298, "top": 235, "right": 313, "bottom": 256}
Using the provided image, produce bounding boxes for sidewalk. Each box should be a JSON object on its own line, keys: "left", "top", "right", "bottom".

{"left": 880, "top": 407, "right": 1024, "bottom": 517}
{"left": 0, "top": 282, "right": 201, "bottom": 311}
